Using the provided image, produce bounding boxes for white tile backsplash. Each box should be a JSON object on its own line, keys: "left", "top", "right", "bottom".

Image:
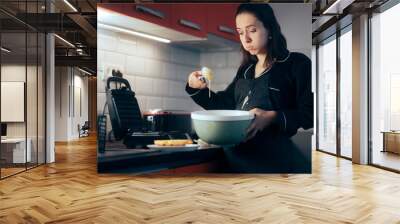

{"left": 126, "top": 56, "right": 145, "bottom": 76}
{"left": 172, "top": 47, "right": 201, "bottom": 66}
{"left": 170, "top": 47, "right": 186, "bottom": 64}
{"left": 97, "top": 50, "right": 105, "bottom": 72}
{"left": 97, "top": 93, "right": 106, "bottom": 115}
{"left": 97, "top": 78, "right": 106, "bottom": 93}
{"left": 169, "top": 81, "right": 186, "bottom": 98}
{"left": 98, "top": 28, "right": 239, "bottom": 113}
{"left": 199, "top": 52, "right": 211, "bottom": 67}
{"left": 146, "top": 96, "right": 163, "bottom": 111}
{"left": 185, "top": 50, "right": 200, "bottom": 66}
{"left": 136, "top": 38, "right": 155, "bottom": 58}
{"left": 227, "top": 51, "right": 242, "bottom": 67}
{"left": 153, "top": 42, "right": 171, "bottom": 61}
{"left": 162, "top": 98, "right": 179, "bottom": 110}
{"left": 135, "top": 76, "right": 153, "bottom": 95}
{"left": 180, "top": 98, "right": 195, "bottom": 110}
{"left": 98, "top": 32, "right": 118, "bottom": 51}
{"left": 191, "top": 101, "right": 204, "bottom": 112}
{"left": 225, "top": 67, "right": 238, "bottom": 83}
{"left": 181, "top": 65, "right": 196, "bottom": 82}
{"left": 212, "top": 68, "right": 227, "bottom": 84}
{"left": 104, "top": 51, "right": 126, "bottom": 71}
{"left": 117, "top": 33, "right": 137, "bottom": 56}
{"left": 135, "top": 95, "right": 147, "bottom": 112}
{"left": 163, "top": 98, "right": 192, "bottom": 111}
{"left": 144, "top": 59, "right": 163, "bottom": 78}
{"left": 175, "top": 65, "right": 195, "bottom": 82}
{"left": 152, "top": 79, "right": 169, "bottom": 96}
{"left": 162, "top": 62, "right": 176, "bottom": 79}
{"left": 201, "top": 52, "right": 227, "bottom": 68}
{"left": 124, "top": 75, "right": 136, "bottom": 91}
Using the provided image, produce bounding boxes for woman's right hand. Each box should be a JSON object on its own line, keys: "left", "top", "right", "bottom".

{"left": 188, "top": 71, "right": 207, "bottom": 89}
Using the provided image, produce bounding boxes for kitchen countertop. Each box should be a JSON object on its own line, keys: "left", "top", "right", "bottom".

{"left": 97, "top": 144, "right": 225, "bottom": 174}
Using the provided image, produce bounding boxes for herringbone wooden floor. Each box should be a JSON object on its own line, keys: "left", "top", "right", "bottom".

{"left": 1, "top": 135, "right": 400, "bottom": 224}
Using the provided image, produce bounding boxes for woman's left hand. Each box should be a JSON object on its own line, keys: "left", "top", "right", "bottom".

{"left": 246, "top": 108, "right": 277, "bottom": 141}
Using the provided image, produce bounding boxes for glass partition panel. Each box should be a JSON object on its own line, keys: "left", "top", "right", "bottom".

{"left": 339, "top": 28, "right": 352, "bottom": 158}
{"left": 317, "top": 36, "right": 337, "bottom": 154}
{"left": 0, "top": 0, "right": 46, "bottom": 179}
{"left": 1, "top": 30, "right": 27, "bottom": 177}
{"left": 38, "top": 32, "right": 45, "bottom": 165}
{"left": 27, "top": 31, "right": 38, "bottom": 169}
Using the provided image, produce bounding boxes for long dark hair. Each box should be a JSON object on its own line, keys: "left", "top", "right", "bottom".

{"left": 236, "top": 4, "right": 289, "bottom": 67}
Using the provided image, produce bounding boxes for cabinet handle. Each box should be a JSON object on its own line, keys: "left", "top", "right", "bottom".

{"left": 135, "top": 5, "right": 165, "bottom": 19}
{"left": 179, "top": 19, "right": 201, "bottom": 31}
{"left": 218, "top": 25, "right": 235, "bottom": 35}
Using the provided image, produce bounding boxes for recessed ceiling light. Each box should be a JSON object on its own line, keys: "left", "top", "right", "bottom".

{"left": 323, "top": 0, "right": 343, "bottom": 14}
{"left": 1, "top": 47, "right": 11, "bottom": 53}
{"left": 322, "top": 0, "right": 355, "bottom": 15}
{"left": 78, "top": 67, "right": 93, "bottom": 76}
{"left": 63, "top": 0, "right": 78, "bottom": 12}
{"left": 54, "top": 34, "right": 75, "bottom": 48}
{"left": 98, "top": 23, "right": 171, "bottom": 44}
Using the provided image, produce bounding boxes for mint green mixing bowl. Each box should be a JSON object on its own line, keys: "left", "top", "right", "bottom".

{"left": 191, "top": 110, "right": 254, "bottom": 146}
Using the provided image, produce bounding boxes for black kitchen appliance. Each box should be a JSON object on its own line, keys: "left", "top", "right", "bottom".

{"left": 143, "top": 110, "right": 193, "bottom": 134}
{"left": 105, "top": 76, "right": 192, "bottom": 149}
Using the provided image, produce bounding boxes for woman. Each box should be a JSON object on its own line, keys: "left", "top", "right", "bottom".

{"left": 186, "top": 4, "right": 313, "bottom": 173}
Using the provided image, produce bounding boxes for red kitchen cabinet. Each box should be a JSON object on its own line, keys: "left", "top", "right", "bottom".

{"left": 99, "top": 3, "right": 172, "bottom": 28}
{"left": 99, "top": 3, "right": 241, "bottom": 43}
{"left": 171, "top": 4, "right": 207, "bottom": 38}
{"left": 173, "top": 161, "right": 219, "bottom": 173}
{"left": 155, "top": 161, "right": 219, "bottom": 174}
{"left": 206, "top": 4, "right": 240, "bottom": 42}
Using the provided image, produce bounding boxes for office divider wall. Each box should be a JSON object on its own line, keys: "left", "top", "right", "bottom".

{"left": 0, "top": 1, "right": 46, "bottom": 179}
